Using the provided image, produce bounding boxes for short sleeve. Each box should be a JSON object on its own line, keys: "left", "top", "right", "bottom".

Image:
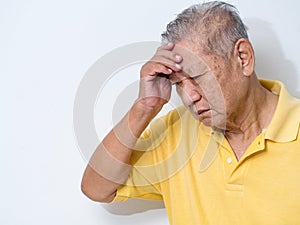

{"left": 112, "top": 117, "right": 169, "bottom": 202}
{"left": 112, "top": 106, "right": 188, "bottom": 203}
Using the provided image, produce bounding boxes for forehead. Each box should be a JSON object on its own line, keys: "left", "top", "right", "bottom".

{"left": 171, "top": 43, "right": 210, "bottom": 77}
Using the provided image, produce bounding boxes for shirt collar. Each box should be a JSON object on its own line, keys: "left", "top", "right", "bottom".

{"left": 199, "top": 79, "right": 300, "bottom": 143}
{"left": 259, "top": 79, "right": 300, "bottom": 142}
{"left": 198, "top": 79, "right": 300, "bottom": 171}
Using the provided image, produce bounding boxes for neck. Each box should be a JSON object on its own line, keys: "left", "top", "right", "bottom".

{"left": 225, "top": 78, "right": 278, "bottom": 159}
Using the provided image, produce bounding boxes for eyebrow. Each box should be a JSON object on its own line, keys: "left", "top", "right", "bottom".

{"left": 190, "top": 70, "right": 211, "bottom": 77}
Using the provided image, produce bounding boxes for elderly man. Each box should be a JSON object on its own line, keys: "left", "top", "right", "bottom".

{"left": 81, "top": 1, "right": 300, "bottom": 224}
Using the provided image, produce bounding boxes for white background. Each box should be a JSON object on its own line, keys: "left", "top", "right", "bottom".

{"left": 1, "top": 0, "right": 300, "bottom": 224}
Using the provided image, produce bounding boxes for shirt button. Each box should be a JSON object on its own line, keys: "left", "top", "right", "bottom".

{"left": 227, "top": 157, "right": 233, "bottom": 164}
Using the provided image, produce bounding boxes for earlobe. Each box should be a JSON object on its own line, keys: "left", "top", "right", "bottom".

{"left": 235, "top": 38, "right": 255, "bottom": 76}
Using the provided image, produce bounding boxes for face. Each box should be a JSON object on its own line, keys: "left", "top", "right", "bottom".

{"left": 169, "top": 43, "right": 232, "bottom": 129}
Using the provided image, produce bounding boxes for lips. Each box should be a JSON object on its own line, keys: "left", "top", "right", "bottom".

{"left": 197, "top": 109, "right": 210, "bottom": 115}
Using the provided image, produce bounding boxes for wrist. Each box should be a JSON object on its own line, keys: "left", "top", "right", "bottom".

{"left": 133, "top": 98, "right": 164, "bottom": 118}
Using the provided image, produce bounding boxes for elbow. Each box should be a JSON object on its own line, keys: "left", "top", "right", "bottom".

{"left": 81, "top": 180, "right": 116, "bottom": 203}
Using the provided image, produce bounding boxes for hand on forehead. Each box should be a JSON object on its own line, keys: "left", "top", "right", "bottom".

{"left": 170, "top": 43, "right": 209, "bottom": 80}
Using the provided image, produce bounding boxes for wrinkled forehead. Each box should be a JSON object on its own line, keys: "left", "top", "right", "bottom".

{"left": 171, "top": 44, "right": 209, "bottom": 79}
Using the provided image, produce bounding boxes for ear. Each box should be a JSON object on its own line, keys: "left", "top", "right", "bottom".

{"left": 234, "top": 38, "right": 255, "bottom": 76}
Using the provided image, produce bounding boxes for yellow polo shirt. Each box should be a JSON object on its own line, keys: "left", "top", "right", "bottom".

{"left": 113, "top": 80, "right": 300, "bottom": 225}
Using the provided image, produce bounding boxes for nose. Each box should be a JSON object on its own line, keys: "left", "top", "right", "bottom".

{"left": 177, "top": 79, "right": 202, "bottom": 105}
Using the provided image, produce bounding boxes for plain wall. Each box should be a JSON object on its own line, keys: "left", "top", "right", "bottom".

{"left": 1, "top": 0, "right": 299, "bottom": 224}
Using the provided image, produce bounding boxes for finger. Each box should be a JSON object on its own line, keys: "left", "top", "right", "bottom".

{"left": 157, "top": 42, "right": 175, "bottom": 51}
{"left": 156, "top": 49, "right": 183, "bottom": 63}
{"left": 141, "top": 62, "right": 173, "bottom": 77}
{"left": 150, "top": 63, "right": 173, "bottom": 76}
{"left": 158, "top": 66, "right": 173, "bottom": 75}
{"left": 150, "top": 56, "right": 182, "bottom": 72}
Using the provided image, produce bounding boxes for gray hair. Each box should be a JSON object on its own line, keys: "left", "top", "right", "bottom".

{"left": 161, "top": 1, "right": 248, "bottom": 60}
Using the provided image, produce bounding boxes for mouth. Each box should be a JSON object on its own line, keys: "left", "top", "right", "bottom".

{"left": 197, "top": 109, "right": 210, "bottom": 115}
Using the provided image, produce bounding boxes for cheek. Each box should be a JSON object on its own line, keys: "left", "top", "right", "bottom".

{"left": 198, "top": 76, "right": 225, "bottom": 109}
{"left": 175, "top": 86, "right": 190, "bottom": 107}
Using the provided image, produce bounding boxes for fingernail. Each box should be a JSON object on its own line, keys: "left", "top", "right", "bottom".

{"left": 175, "top": 55, "right": 182, "bottom": 61}
{"left": 175, "top": 64, "right": 181, "bottom": 69}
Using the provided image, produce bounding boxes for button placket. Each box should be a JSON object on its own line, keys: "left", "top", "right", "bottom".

{"left": 219, "top": 145, "right": 237, "bottom": 182}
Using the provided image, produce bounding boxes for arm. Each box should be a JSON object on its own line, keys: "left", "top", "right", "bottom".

{"left": 81, "top": 43, "right": 182, "bottom": 203}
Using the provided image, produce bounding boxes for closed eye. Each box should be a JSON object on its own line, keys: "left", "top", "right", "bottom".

{"left": 190, "top": 71, "right": 211, "bottom": 82}
{"left": 191, "top": 74, "right": 202, "bottom": 81}
{"left": 173, "top": 80, "right": 183, "bottom": 86}
{"left": 172, "top": 75, "right": 201, "bottom": 86}
{"left": 171, "top": 71, "right": 211, "bottom": 86}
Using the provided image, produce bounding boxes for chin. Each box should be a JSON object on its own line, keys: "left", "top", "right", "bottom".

{"left": 200, "top": 115, "right": 226, "bottom": 130}
{"left": 198, "top": 117, "right": 211, "bottom": 126}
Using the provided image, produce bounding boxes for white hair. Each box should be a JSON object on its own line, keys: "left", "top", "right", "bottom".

{"left": 161, "top": 1, "right": 249, "bottom": 60}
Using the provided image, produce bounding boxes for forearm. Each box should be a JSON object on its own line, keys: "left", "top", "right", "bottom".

{"left": 81, "top": 42, "right": 181, "bottom": 202}
{"left": 81, "top": 100, "right": 161, "bottom": 202}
